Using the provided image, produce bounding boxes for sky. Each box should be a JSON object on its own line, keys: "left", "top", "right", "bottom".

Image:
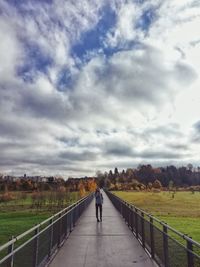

{"left": 0, "top": 0, "right": 200, "bottom": 178}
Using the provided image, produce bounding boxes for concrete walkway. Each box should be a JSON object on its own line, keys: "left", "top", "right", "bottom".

{"left": 49, "top": 192, "right": 157, "bottom": 267}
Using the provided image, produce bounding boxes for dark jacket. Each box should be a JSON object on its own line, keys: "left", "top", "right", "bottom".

{"left": 95, "top": 191, "right": 103, "bottom": 205}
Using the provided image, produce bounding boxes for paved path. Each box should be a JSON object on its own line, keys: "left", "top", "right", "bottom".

{"left": 49, "top": 192, "right": 157, "bottom": 267}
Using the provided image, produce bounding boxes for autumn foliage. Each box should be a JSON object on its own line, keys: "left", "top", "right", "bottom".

{"left": 78, "top": 182, "right": 86, "bottom": 198}
{"left": 87, "top": 179, "right": 97, "bottom": 192}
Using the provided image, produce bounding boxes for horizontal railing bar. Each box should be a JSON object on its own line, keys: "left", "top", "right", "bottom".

{"left": 0, "top": 193, "right": 92, "bottom": 252}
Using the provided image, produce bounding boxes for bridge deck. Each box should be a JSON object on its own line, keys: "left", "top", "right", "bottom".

{"left": 48, "top": 192, "right": 157, "bottom": 267}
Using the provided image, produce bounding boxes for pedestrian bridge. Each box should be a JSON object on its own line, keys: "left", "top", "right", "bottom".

{"left": 0, "top": 191, "right": 200, "bottom": 267}
{"left": 49, "top": 192, "right": 156, "bottom": 267}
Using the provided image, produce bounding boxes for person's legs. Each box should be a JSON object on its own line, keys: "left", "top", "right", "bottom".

{"left": 96, "top": 204, "right": 100, "bottom": 222}
{"left": 96, "top": 204, "right": 98, "bottom": 220}
{"left": 100, "top": 204, "right": 102, "bottom": 221}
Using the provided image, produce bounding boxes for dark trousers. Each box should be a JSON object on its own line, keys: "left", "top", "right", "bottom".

{"left": 96, "top": 204, "right": 102, "bottom": 219}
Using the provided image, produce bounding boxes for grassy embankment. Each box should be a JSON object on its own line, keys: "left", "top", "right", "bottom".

{"left": 114, "top": 191, "right": 200, "bottom": 243}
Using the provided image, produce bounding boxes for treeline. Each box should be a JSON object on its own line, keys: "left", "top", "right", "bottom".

{"left": 0, "top": 177, "right": 97, "bottom": 192}
{"left": 97, "top": 164, "right": 200, "bottom": 189}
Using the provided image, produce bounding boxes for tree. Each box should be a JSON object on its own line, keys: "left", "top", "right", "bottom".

{"left": 114, "top": 167, "right": 119, "bottom": 177}
{"left": 168, "top": 180, "right": 174, "bottom": 191}
{"left": 87, "top": 179, "right": 97, "bottom": 192}
{"left": 56, "top": 186, "right": 66, "bottom": 209}
{"left": 153, "top": 179, "right": 162, "bottom": 189}
{"left": 187, "top": 163, "right": 193, "bottom": 171}
{"left": 147, "top": 182, "right": 153, "bottom": 190}
{"left": 98, "top": 178, "right": 105, "bottom": 188}
{"left": 96, "top": 170, "right": 104, "bottom": 179}
{"left": 108, "top": 170, "right": 113, "bottom": 178}
{"left": 137, "top": 164, "right": 154, "bottom": 184}
{"left": 78, "top": 182, "right": 86, "bottom": 198}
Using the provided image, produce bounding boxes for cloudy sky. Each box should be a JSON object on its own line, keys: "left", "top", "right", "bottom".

{"left": 0, "top": 0, "right": 200, "bottom": 177}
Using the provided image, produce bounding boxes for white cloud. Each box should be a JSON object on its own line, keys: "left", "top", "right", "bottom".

{"left": 0, "top": 0, "right": 200, "bottom": 177}
{"left": 0, "top": 17, "right": 22, "bottom": 84}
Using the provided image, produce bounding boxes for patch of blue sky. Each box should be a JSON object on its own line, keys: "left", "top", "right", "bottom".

{"left": 4, "top": 0, "right": 53, "bottom": 19}
{"left": 56, "top": 68, "right": 75, "bottom": 92}
{"left": 58, "top": 137, "right": 79, "bottom": 147}
{"left": 6, "top": 0, "right": 53, "bottom": 8}
{"left": 136, "top": 8, "right": 157, "bottom": 32}
{"left": 71, "top": 5, "right": 117, "bottom": 61}
{"left": 17, "top": 40, "right": 53, "bottom": 82}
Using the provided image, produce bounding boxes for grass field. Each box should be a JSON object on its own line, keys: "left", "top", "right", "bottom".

{"left": 0, "top": 211, "right": 51, "bottom": 245}
{"left": 114, "top": 191, "right": 200, "bottom": 243}
{"left": 0, "top": 191, "right": 80, "bottom": 246}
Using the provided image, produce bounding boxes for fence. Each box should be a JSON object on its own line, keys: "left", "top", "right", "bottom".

{"left": 106, "top": 190, "right": 200, "bottom": 267}
{"left": 0, "top": 193, "right": 93, "bottom": 267}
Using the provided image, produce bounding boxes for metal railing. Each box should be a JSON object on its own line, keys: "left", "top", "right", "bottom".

{"left": 106, "top": 190, "right": 200, "bottom": 267}
{"left": 0, "top": 193, "right": 93, "bottom": 267}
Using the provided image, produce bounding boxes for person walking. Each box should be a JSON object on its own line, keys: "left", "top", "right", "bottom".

{"left": 95, "top": 187, "right": 103, "bottom": 222}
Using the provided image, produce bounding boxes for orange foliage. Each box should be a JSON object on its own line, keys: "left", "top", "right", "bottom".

{"left": 78, "top": 182, "right": 86, "bottom": 198}
{"left": 87, "top": 179, "right": 97, "bottom": 192}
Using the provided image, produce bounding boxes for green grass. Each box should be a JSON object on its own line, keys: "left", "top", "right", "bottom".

{"left": 114, "top": 191, "right": 200, "bottom": 243}
{"left": 0, "top": 211, "right": 51, "bottom": 245}
{"left": 0, "top": 191, "right": 80, "bottom": 246}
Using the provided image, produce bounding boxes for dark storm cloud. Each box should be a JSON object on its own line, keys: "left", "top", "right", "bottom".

{"left": 0, "top": 153, "right": 66, "bottom": 167}
{"left": 145, "top": 124, "right": 181, "bottom": 136}
{"left": 193, "top": 120, "right": 200, "bottom": 132}
{"left": 103, "top": 140, "right": 188, "bottom": 160}
{"left": 191, "top": 120, "right": 200, "bottom": 143}
{"left": 17, "top": 88, "right": 69, "bottom": 120}
{"left": 104, "top": 142, "right": 133, "bottom": 157}
{"left": 0, "top": 116, "right": 36, "bottom": 139}
{"left": 168, "top": 143, "right": 188, "bottom": 150}
{"left": 173, "top": 62, "right": 197, "bottom": 85}
{"left": 139, "top": 150, "right": 186, "bottom": 159}
{"left": 59, "top": 151, "right": 98, "bottom": 161}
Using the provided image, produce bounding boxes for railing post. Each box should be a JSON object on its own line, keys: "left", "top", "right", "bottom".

{"left": 130, "top": 206, "right": 133, "bottom": 231}
{"left": 73, "top": 205, "right": 76, "bottom": 227}
{"left": 163, "top": 225, "right": 169, "bottom": 267}
{"left": 57, "top": 213, "right": 62, "bottom": 247}
{"left": 7, "top": 236, "right": 14, "bottom": 267}
{"left": 78, "top": 203, "right": 80, "bottom": 218}
{"left": 187, "top": 238, "right": 194, "bottom": 267}
{"left": 70, "top": 209, "right": 72, "bottom": 232}
{"left": 125, "top": 203, "right": 127, "bottom": 221}
{"left": 48, "top": 218, "right": 53, "bottom": 257}
{"left": 84, "top": 198, "right": 86, "bottom": 210}
{"left": 124, "top": 204, "right": 127, "bottom": 222}
{"left": 128, "top": 205, "right": 131, "bottom": 227}
{"left": 126, "top": 205, "right": 129, "bottom": 223}
{"left": 135, "top": 208, "right": 138, "bottom": 239}
{"left": 132, "top": 207, "right": 135, "bottom": 232}
{"left": 141, "top": 212, "right": 145, "bottom": 248}
{"left": 72, "top": 207, "right": 75, "bottom": 228}
{"left": 64, "top": 213, "right": 68, "bottom": 237}
{"left": 125, "top": 204, "right": 128, "bottom": 222}
{"left": 150, "top": 217, "right": 155, "bottom": 259}
{"left": 33, "top": 226, "right": 39, "bottom": 267}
